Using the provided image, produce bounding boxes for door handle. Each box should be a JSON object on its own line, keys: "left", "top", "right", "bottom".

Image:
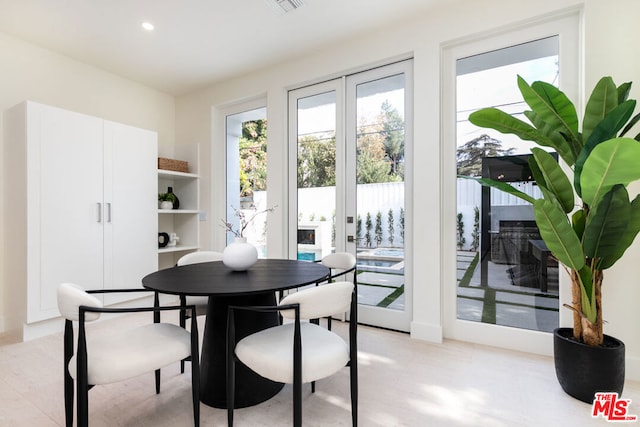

{"left": 347, "top": 235, "right": 354, "bottom": 243}
{"left": 96, "top": 203, "right": 102, "bottom": 223}
{"left": 106, "top": 203, "right": 112, "bottom": 223}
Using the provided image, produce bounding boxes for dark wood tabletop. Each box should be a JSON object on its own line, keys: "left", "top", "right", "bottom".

{"left": 142, "top": 258, "right": 329, "bottom": 296}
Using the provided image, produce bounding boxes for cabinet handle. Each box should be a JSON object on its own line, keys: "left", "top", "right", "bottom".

{"left": 97, "top": 203, "right": 102, "bottom": 223}
{"left": 107, "top": 203, "right": 112, "bottom": 223}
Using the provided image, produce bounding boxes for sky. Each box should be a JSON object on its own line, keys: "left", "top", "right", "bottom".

{"left": 297, "top": 88, "right": 404, "bottom": 137}
{"left": 294, "top": 50, "right": 559, "bottom": 155}
{"left": 456, "top": 55, "right": 559, "bottom": 154}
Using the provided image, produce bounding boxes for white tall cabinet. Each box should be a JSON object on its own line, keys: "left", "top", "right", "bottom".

{"left": 4, "top": 101, "right": 158, "bottom": 338}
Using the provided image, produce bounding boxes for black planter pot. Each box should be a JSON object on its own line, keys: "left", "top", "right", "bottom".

{"left": 554, "top": 327, "right": 625, "bottom": 403}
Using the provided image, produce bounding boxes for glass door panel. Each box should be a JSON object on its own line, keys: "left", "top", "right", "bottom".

{"left": 289, "top": 60, "right": 413, "bottom": 331}
{"left": 295, "top": 89, "right": 338, "bottom": 261}
{"left": 455, "top": 37, "right": 560, "bottom": 333}
{"left": 353, "top": 74, "right": 406, "bottom": 310}
{"left": 346, "top": 60, "right": 412, "bottom": 331}
{"left": 226, "top": 107, "right": 269, "bottom": 255}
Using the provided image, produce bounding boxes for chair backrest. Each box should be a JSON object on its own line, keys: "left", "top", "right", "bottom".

{"left": 57, "top": 283, "right": 102, "bottom": 322}
{"left": 279, "top": 281, "right": 354, "bottom": 320}
{"left": 177, "top": 250, "right": 223, "bottom": 266}
{"left": 321, "top": 252, "right": 356, "bottom": 271}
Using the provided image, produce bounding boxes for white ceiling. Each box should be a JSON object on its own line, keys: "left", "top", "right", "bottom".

{"left": 0, "top": 0, "right": 450, "bottom": 96}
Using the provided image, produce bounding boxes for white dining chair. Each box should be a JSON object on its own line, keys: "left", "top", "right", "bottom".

{"left": 320, "top": 252, "right": 357, "bottom": 283}
{"left": 279, "top": 252, "right": 357, "bottom": 330}
{"left": 57, "top": 283, "right": 200, "bottom": 427}
{"left": 311, "top": 251, "right": 357, "bottom": 334}
{"left": 227, "top": 280, "right": 358, "bottom": 427}
{"left": 176, "top": 250, "right": 223, "bottom": 372}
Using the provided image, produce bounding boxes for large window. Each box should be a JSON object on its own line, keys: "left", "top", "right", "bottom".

{"left": 226, "top": 107, "right": 269, "bottom": 256}
{"left": 455, "top": 37, "right": 560, "bottom": 333}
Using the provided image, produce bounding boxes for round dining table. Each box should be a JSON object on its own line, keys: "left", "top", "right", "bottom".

{"left": 142, "top": 258, "right": 330, "bottom": 409}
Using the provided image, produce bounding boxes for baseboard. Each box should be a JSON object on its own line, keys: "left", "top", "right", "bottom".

{"left": 410, "top": 320, "right": 443, "bottom": 343}
{"left": 626, "top": 355, "right": 640, "bottom": 382}
{"left": 23, "top": 317, "right": 65, "bottom": 341}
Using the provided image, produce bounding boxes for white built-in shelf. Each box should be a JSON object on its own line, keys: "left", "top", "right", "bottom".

{"left": 158, "top": 169, "right": 199, "bottom": 180}
{"left": 157, "top": 146, "right": 200, "bottom": 264}
{"left": 158, "top": 209, "right": 200, "bottom": 214}
{"left": 158, "top": 245, "right": 200, "bottom": 254}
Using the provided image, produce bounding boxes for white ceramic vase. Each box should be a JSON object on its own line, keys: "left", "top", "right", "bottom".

{"left": 223, "top": 237, "right": 258, "bottom": 271}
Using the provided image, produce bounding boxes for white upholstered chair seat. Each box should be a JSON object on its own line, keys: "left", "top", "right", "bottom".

{"left": 235, "top": 322, "right": 349, "bottom": 384}
{"left": 68, "top": 323, "right": 191, "bottom": 385}
{"left": 227, "top": 280, "right": 358, "bottom": 426}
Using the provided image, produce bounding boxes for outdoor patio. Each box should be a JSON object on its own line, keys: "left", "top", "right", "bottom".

{"left": 456, "top": 250, "right": 559, "bottom": 332}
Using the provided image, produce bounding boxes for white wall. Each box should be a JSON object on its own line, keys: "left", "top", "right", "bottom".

{"left": 176, "top": 0, "right": 640, "bottom": 380}
{"left": 582, "top": 0, "right": 640, "bottom": 381}
{"left": 0, "top": 32, "right": 175, "bottom": 334}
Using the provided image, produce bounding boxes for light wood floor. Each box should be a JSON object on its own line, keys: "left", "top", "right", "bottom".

{"left": 1, "top": 312, "right": 639, "bottom": 426}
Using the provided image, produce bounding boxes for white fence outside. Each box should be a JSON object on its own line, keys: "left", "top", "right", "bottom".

{"left": 248, "top": 179, "right": 541, "bottom": 251}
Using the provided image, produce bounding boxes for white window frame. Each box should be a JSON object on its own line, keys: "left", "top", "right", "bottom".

{"left": 440, "top": 10, "right": 581, "bottom": 356}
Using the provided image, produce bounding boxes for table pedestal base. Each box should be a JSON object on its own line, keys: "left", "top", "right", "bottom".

{"left": 199, "top": 292, "right": 284, "bottom": 408}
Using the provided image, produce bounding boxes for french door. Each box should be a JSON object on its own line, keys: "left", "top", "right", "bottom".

{"left": 288, "top": 60, "right": 413, "bottom": 331}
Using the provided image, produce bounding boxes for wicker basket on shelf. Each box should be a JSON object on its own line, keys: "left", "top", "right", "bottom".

{"left": 158, "top": 157, "right": 189, "bottom": 173}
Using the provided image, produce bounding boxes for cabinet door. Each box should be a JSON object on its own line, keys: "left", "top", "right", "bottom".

{"left": 29, "top": 103, "right": 104, "bottom": 322}
{"left": 103, "top": 121, "right": 158, "bottom": 304}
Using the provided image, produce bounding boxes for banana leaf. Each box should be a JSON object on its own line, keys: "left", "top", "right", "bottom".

{"left": 618, "top": 82, "right": 632, "bottom": 104}
{"left": 533, "top": 198, "right": 585, "bottom": 272}
{"left": 531, "top": 148, "right": 573, "bottom": 213}
{"left": 582, "top": 77, "right": 618, "bottom": 144}
{"left": 620, "top": 112, "right": 640, "bottom": 138}
{"left": 574, "top": 100, "right": 637, "bottom": 197}
{"left": 583, "top": 184, "right": 630, "bottom": 259}
{"left": 599, "top": 194, "right": 640, "bottom": 269}
{"left": 518, "top": 76, "right": 579, "bottom": 147}
{"left": 468, "top": 108, "right": 560, "bottom": 148}
{"left": 457, "top": 175, "right": 536, "bottom": 204}
{"left": 572, "top": 209, "right": 586, "bottom": 241}
{"left": 524, "top": 110, "right": 577, "bottom": 165}
{"left": 528, "top": 155, "right": 558, "bottom": 205}
{"left": 580, "top": 137, "right": 640, "bottom": 207}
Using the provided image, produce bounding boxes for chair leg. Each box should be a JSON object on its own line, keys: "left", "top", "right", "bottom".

{"left": 191, "top": 353, "right": 200, "bottom": 426}
{"left": 227, "top": 358, "right": 235, "bottom": 426}
{"left": 77, "top": 378, "right": 89, "bottom": 427}
{"left": 350, "top": 361, "right": 358, "bottom": 427}
{"left": 311, "top": 381, "right": 315, "bottom": 393}
{"left": 64, "top": 372, "right": 74, "bottom": 427}
{"left": 63, "top": 321, "right": 74, "bottom": 427}
{"left": 180, "top": 295, "right": 187, "bottom": 374}
{"left": 294, "top": 378, "right": 302, "bottom": 427}
{"left": 155, "top": 369, "right": 161, "bottom": 394}
{"left": 190, "top": 309, "right": 201, "bottom": 426}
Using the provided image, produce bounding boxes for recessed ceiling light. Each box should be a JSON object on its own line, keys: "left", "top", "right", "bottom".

{"left": 141, "top": 22, "right": 155, "bottom": 31}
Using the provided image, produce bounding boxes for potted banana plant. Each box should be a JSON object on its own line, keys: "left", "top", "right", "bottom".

{"left": 464, "top": 75, "right": 640, "bottom": 403}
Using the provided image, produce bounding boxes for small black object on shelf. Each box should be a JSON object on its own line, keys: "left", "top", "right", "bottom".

{"left": 168, "top": 187, "right": 179, "bottom": 209}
